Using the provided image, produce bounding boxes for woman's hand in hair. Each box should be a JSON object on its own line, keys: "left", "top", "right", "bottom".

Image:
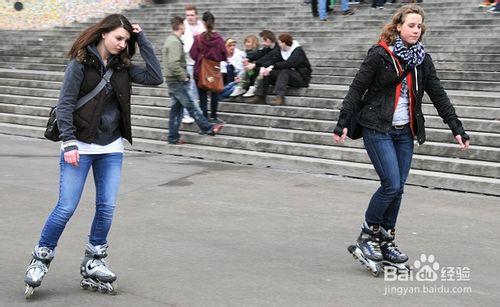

{"left": 64, "top": 150, "right": 80, "bottom": 167}
{"left": 132, "top": 24, "right": 142, "bottom": 34}
{"left": 333, "top": 128, "right": 348, "bottom": 144}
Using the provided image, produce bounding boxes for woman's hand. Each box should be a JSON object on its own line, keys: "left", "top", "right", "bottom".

{"left": 455, "top": 135, "right": 470, "bottom": 150}
{"left": 64, "top": 150, "right": 79, "bottom": 167}
{"left": 333, "top": 128, "right": 348, "bottom": 144}
{"left": 132, "top": 24, "right": 142, "bottom": 34}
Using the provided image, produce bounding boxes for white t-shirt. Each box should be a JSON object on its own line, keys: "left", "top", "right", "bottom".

{"left": 392, "top": 78, "right": 410, "bottom": 126}
{"left": 181, "top": 20, "right": 206, "bottom": 66}
{"left": 221, "top": 48, "right": 247, "bottom": 78}
{"left": 61, "top": 137, "right": 124, "bottom": 154}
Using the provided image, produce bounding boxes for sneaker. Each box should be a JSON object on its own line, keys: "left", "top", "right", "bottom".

{"left": 211, "top": 123, "right": 224, "bottom": 134}
{"left": 182, "top": 114, "right": 194, "bottom": 124}
{"left": 488, "top": 6, "right": 499, "bottom": 13}
{"left": 242, "top": 85, "right": 256, "bottom": 97}
{"left": 230, "top": 86, "right": 246, "bottom": 97}
{"left": 342, "top": 8, "right": 355, "bottom": 16}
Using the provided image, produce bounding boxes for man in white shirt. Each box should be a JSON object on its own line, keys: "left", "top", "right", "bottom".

{"left": 180, "top": 4, "right": 206, "bottom": 123}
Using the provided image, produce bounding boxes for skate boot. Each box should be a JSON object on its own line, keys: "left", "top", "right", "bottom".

{"left": 347, "top": 223, "right": 383, "bottom": 276}
{"left": 379, "top": 228, "right": 410, "bottom": 274}
{"left": 24, "top": 245, "right": 55, "bottom": 299}
{"left": 80, "top": 243, "right": 117, "bottom": 294}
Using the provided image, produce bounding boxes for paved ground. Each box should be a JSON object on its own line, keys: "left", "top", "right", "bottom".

{"left": 0, "top": 134, "right": 498, "bottom": 306}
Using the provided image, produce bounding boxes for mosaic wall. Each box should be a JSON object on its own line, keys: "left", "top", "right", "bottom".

{"left": 0, "top": 0, "right": 151, "bottom": 30}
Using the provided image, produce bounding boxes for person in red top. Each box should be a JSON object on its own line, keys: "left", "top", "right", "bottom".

{"left": 189, "top": 11, "right": 228, "bottom": 124}
{"left": 333, "top": 5, "right": 470, "bottom": 276}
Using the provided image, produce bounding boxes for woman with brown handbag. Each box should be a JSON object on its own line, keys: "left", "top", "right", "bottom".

{"left": 189, "top": 11, "right": 228, "bottom": 124}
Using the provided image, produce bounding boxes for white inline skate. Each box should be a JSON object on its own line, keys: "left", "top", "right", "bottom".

{"left": 24, "top": 245, "right": 55, "bottom": 299}
{"left": 80, "top": 243, "right": 117, "bottom": 294}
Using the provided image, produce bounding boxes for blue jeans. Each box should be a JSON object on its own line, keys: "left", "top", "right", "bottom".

{"left": 168, "top": 81, "right": 213, "bottom": 143}
{"left": 319, "top": 0, "right": 349, "bottom": 19}
{"left": 362, "top": 126, "right": 414, "bottom": 229}
{"left": 39, "top": 153, "right": 123, "bottom": 249}
{"left": 220, "top": 82, "right": 237, "bottom": 100}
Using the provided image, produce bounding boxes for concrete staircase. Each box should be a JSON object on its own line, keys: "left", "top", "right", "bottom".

{"left": 0, "top": 0, "right": 499, "bottom": 196}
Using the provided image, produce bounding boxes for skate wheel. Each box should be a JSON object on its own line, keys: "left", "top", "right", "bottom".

{"left": 24, "top": 285, "right": 34, "bottom": 299}
{"left": 370, "top": 264, "right": 382, "bottom": 277}
{"left": 107, "top": 284, "right": 117, "bottom": 295}
{"left": 89, "top": 285, "right": 98, "bottom": 292}
{"left": 347, "top": 245, "right": 356, "bottom": 254}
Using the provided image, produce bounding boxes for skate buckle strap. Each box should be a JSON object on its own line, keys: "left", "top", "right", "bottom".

{"left": 26, "top": 260, "right": 48, "bottom": 274}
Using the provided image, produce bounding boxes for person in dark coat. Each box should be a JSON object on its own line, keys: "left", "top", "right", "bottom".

{"left": 248, "top": 33, "right": 312, "bottom": 106}
{"left": 333, "top": 5, "right": 470, "bottom": 271}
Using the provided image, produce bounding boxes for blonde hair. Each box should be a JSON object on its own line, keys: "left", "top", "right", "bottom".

{"left": 379, "top": 4, "right": 426, "bottom": 45}
{"left": 244, "top": 35, "right": 259, "bottom": 50}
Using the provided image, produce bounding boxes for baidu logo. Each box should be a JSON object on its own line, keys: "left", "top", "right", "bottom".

{"left": 414, "top": 254, "right": 440, "bottom": 282}
{"left": 384, "top": 253, "right": 470, "bottom": 283}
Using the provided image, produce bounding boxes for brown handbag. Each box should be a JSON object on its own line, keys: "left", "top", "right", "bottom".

{"left": 196, "top": 35, "right": 224, "bottom": 93}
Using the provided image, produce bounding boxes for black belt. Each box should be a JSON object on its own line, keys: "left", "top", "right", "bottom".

{"left": 392, "top": 124, "right": 408, "bottom": 130}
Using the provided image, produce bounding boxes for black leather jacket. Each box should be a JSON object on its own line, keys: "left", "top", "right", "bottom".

{"left": 334, "top": 45, "right": 467, "bottom": 145}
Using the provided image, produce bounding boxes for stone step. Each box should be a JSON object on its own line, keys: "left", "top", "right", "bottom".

{"left": 130, "top": 137, "right": 500, "bottom": 196}
{"left": 0, "top": 62, "right": 496, "bottom": 92}
{"left": 0, "top": 102, "right": 497, "bottom": 165}
{"left": 0, "top": 112, "right": 497, "bottom": 181}
{"left": 0, "top": 77, "right": 498, "bottom": 115}
{"left": 3, "top": 55, "right": 499, "bottom": 82}
{"left": 6, "top": 29, "right": 500, "bottom": 44}
{"left": 1, "top": 47, "right": 497, "bottom": 63}
{"left": 311, "top": 75, "right": 500, "bottom": 92}
{"left": 1, "top": 70, "right": 498, "bottom": 107}
{"left": 1, "top": 78, "right": 499, "bottom": 121}
{"left": 3, "top": 41, "right": 499, "bottom": 55}
{"left": 1, "top": 76, "right": 499, "bottom": 111}
{"left": 131, "top": 125, "right": 500, "bottom": 179}
{"left": 6, "top": 26, "right": 500, "bottom": 43}
{"left": 0, "top": 97, "right": 498, "bottom": 151}
{"left": 2, "top": 55, "right": 500, "bottom": 73}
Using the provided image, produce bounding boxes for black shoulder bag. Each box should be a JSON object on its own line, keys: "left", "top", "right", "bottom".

{"left": 44, "top": 68, "right": 114, "bottom": 142}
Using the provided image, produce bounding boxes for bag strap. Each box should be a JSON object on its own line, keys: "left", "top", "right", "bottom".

{"left": 74, "top": 68, "right": 114, "bottom": 111}
{"left": 392, "top": 69, "right": 411, "bottom": 88}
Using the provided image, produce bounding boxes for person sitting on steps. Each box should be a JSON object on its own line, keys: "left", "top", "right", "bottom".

{"left": 247, "top": 33, "right": 312, "bottom": 106}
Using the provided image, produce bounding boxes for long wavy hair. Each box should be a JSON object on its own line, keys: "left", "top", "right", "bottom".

{"left": 379, "top": 4, "right": 426, "bottom": 45}
{"left": 67, "top": 14, "right": 136, "bottom": 66}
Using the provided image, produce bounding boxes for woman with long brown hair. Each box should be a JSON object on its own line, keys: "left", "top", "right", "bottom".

{"left": 333, "top": 5, "right": 470, "bottom": 276}
{"left": 23, "top": 14, "right": 162, "bottom": 297}
{"left": 189, "top": 11, "right": 227, "bottom": 123}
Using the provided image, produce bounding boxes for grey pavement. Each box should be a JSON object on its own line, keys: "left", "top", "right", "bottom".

{"left": 0, "top": 134, "right": 498, "bottom": 306}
